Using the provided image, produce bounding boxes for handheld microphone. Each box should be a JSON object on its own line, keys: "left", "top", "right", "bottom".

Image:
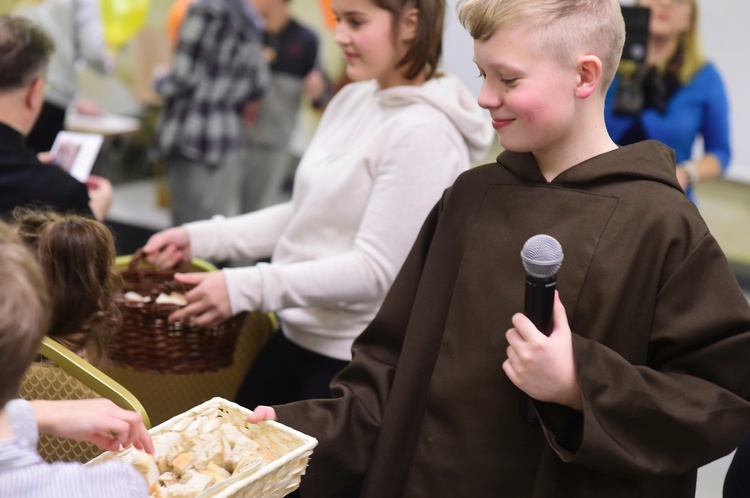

{"left": 518, "top": 234, "right": 564, "bottom": 423}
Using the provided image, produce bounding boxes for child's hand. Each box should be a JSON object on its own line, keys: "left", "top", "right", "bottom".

{"left": 503, "top": 291, "right": 583, "bottom": 411}
{"left": 247, "top": 406, "right": 277, "bottom": 424}
{"left": 168, "top": 270, "right": 232, "bottom": 327}
{"left": 31, "top": 399, "right": 154, "bottom": 454}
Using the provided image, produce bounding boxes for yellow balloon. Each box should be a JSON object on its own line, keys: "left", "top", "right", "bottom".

{"left": 101, "top": 0, "right": 150, "bottom": 49}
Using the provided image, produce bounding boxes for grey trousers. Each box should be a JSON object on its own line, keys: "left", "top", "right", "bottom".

{"left": 240, "top": 144, "right": 293, "bottom": 214}
{"left": 166, "top": 152, "right": 241, "bottom": 226}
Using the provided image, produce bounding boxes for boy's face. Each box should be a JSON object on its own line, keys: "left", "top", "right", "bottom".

{"left": 474, "top": 24, "right": 581, "bottom": 154}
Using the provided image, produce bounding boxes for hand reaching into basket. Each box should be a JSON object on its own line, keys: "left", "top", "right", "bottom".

{"left": 168, "top": 270, "right": 233, "bottom": 327}
{"left": 143, "top": 227, "right": 192, "bottom": 269}
{"left": 30, "top": 398, "right": 155, "bottom": 454}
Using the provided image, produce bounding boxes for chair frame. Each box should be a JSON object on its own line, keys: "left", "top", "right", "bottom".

{"left": 38, "top": 336, "right": 151, "bottom": 428}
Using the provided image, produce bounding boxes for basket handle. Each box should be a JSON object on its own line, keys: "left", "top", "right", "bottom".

{"left": 128, "top": 249, "right": 149, "bottom": 271}
{"left": 129, "top": 248, "right": 190, "bottom": 273}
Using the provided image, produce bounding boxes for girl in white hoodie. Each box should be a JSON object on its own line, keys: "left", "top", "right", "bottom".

{"left": 143, "top": 0, "right": 493, "bottom": 407}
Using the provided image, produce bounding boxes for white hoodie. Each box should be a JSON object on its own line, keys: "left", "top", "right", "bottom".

{"left": 186, "top": 73, "right": 494, "bottom": 360}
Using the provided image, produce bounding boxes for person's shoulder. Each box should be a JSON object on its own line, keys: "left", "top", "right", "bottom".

{"left": 691, "top": 61, "right": 725, "bottom": 86}
{"left": 187, "top": 0, "right": 230, "bottom": 20}
{"left": 187, "top": 0, "right": 215, "bottom": 14}
{"left": 37, "top": 162, "right": 86, "bottom": 185}
{"left": 28, "top": 164, "right": 89, "bottom": 205}
{"left": 287, "top": 18, "right": 319, "bottom": 43}
{"left": 330, "top": 80, "right": 378, "bottom": 104}
{"left": 451, "top": 161, "right": 507, "bottom": 191}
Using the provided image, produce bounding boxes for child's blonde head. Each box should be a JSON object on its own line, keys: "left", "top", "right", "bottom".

{"left": 458, "top": 0, "right": 625, "bottom": 92}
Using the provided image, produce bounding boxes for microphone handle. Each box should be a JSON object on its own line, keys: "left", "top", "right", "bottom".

{"left": 520, "top": 275, "right": 556, "bottom": 423}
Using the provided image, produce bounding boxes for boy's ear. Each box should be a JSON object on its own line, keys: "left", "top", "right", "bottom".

{"left": 25, "top": 76, "right": 46, "bottom": 113}
{"left": 399, "top": 7, "right": 419, "bottom": 42}
{"left": 575, "top": 55, "right": 602, "bottom": 99}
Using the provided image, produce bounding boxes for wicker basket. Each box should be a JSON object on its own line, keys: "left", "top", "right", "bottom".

{"left": 112, "top": 252, "right": 246, "bottom": 374}
{"left": 88, "top": 397, "right": 318, "bottom": 498}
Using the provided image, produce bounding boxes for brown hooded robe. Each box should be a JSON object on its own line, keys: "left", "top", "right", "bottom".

{"left": 275, "top": 140, "right": 750, "bottom": 497}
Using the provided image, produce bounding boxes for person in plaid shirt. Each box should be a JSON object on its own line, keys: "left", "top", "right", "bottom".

{"left": 153, "top": 0, "right": 269, "bottom": 226}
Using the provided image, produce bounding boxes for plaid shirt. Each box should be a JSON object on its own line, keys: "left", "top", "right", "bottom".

{"left": 153, "top": 0, "right": 268, "bottom": 165}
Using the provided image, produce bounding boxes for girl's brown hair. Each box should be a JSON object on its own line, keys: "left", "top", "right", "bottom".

{"left": 12, "top": 208, "right": 121, "bottom": 364}
{"left": 373, "top": 0, "right": 444, "bottom": 80}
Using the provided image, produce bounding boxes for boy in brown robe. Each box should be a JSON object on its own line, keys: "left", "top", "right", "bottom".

{"left": 248, "top": 0, "right": 750, "bottom": 496}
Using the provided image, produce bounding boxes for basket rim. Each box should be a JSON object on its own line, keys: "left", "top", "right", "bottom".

{"left": 149, "top": 397, "right": 318, "bottom": 445}
{"left": 115, "top": 255, "right": 218, "bottom": 273}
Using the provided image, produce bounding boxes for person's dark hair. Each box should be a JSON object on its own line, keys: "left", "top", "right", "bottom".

{"left": 0, "top": 15, "right": 54, "bottom": 91}
{"left": 11, "top": 208, "right": 121, "bottom": 364}
{"left": 373, "top": 0, "right": 444, "bottom": 80}
{"left": 0, "top": 220, "right": 50, "bottom": 407}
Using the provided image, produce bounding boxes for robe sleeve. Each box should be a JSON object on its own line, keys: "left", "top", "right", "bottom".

{"left": 273, "top": 200, "right": 444, "bottom": 496}
{"left": 541, "top": 232, "right": 750, "bottom": 478}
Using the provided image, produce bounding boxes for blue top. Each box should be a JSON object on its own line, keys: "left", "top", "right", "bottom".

{"left": 0, "top": 399, "right": 148, "bottom": 498}
{"left": 604, "top": 62, "right": 731, "bottom": 202}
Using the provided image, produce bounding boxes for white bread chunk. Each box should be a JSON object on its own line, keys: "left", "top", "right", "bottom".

{"left": 171, "top": 452, "right": 195, "bottom": 476}
{"left": 158, "top": 471, "right": 179, "bottom": 487}
{"left": 124, "top": 291, "right": 151, "bottom": 303}
{"left": 162, "top": 483, "right": 195, "bottom": 498}
{"left": 201, "top": 461, "right": 232, "bottom": 484}
{"left": 181, "top": 470, "right": 214, "bottom": 494}
{"left": 155, "top": 292, "right": 187, "bottom": 306}
{"left": 216, "top": 422, "right": 245, "bottom": 448}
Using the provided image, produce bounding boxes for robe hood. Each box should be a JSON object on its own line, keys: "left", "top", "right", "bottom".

{"left": 377, "top": 73, "right": 495, "bottom": 163}
{"left": 497, "top": 140, "right": 683, "bottom": 193}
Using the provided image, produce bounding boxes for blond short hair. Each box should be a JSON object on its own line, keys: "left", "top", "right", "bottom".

{"left": 0, "top": 221, "right": 50, "bottom": 407}
{"left": 457, "top": 0, "right": 625, "bottom": 92}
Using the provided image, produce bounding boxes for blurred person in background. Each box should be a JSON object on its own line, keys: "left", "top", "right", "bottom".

{"left": 240, "top": 0, "right": 331, "bottom": 213}
{"left": 0, "top": 15, "right": 112, "bottom": 222}
{"left": 604, "top": 0, "right": 730, "bottom": 204}
{"left": 13, "top": 0, "right": 115, "bottom": 154}
{"left": 152, "top": 0, "right": 269, "bottom": 226}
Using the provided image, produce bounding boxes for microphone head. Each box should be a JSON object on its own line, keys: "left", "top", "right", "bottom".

{"left": 520, "top": 234, "right": 564, "bottom": 278}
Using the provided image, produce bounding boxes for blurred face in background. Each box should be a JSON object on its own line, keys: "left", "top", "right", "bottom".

{"left": 638, "top": 0, "right": 694, "bottom": 39}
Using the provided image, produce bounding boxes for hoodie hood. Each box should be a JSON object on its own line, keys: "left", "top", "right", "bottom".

{"left": 377, "top": 73, "right": 495, "bottom": 163}
{"left": 497, "top": 140, "right": 682, "bottom": 193}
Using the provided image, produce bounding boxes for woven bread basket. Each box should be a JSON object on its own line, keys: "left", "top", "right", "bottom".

{"left": 112, "top": 251, "right": 246, "bottom": 374}
{"left": 87, "top": 397, "right": 318, "bottom": 498}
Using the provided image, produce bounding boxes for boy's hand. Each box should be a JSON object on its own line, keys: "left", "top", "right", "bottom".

{"left": 503, "top": 292, "right": 583, "bottom": 411}
{"left": 31, "top": 399, "right": 154, "bottom": 454}
{"left": 247, "top": 406, "right": 277, "bottom": 424}
{"left": 168, "top": 271, "right": 232, "bottom": 327}
{"left": 86, "top": 175, "right": 113, "bottom": 221}
{"left": 37, "top": 151, "right": 54, "bottom": 164}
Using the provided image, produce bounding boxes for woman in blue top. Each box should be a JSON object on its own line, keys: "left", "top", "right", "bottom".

{"left": 604, "top": 0, "right": 730, "bottom": 203}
